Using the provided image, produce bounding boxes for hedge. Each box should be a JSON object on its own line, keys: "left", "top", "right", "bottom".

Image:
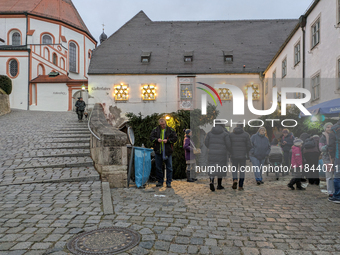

{"left": 0, "top": 75, "right": 12, "bottom": 95}
{"left": 126, "top": 103, "right": 219, "bottom": 179}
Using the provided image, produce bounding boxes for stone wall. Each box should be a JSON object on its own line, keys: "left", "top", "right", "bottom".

{"left": 0, "top": 93, "right": 10, "bottom": 116}
{"left": 89, "top": 103, "right": 129, "bottom": 188}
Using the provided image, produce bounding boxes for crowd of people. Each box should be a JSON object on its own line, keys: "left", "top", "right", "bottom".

{"left": 149, "top": 116, "right": 340, "bottom": 204}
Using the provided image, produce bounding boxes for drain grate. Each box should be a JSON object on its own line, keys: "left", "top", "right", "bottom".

{"left": 67, "top": 227, "right": 140, "bottom": 255}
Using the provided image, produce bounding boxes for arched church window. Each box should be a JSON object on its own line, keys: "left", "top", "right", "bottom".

{"left": 8, "top": 59, "right": 18, "bottom": 77}
{"left": 42, "top": 34, "right": 52, "bottom": 44}
{"left": 12, "top": 32, "right": 20, "bottom": 46}
{"left": 69, "top": 42, "right": 77, "bottom": 72}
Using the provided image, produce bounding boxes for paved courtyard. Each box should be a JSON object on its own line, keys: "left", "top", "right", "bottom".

{"left": 0, "top": 110, "right": 340, "bottom": 255}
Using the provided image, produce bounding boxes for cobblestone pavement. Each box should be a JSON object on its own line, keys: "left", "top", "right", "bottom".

{"left": 1, "top": 110, "right": 340, "bottom": 255}
{"left": 0, "top": 110, "right": 102, "bottom": 254}
{"left": 112, "top": 177, "right": 340, "bottom": 255}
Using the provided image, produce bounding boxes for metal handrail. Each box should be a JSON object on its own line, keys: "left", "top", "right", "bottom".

{"left": 87, "top": 108, "right": 101, "bottom": 141}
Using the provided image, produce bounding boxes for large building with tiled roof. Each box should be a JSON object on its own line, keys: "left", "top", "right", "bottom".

{"left": 87, "top": 11, "right": 297, "bottom": 120}
{"left": 88, "top": 0, "right": 340, "bottom": 122}
{"left": 0, "top": 0, "right": 96, "bottom": 111}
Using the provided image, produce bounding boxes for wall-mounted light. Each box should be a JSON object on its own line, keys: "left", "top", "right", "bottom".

{"left": 218, "top": 88, "right": 232, "bottom": 100}
{"left": 244, "top": 83, "right": 260, "bottom": 100}
{"left": 114, "top": 84, "right": 129, "bottom": 101}
{"left": 81, "top": 84, "right": 86, "bottom": 91}
{"left": 141, "top": 84, "right": 156, "bottom": 100}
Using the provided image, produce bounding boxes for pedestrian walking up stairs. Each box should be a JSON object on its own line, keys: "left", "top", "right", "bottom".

{"left": 0, "top": 117, "right": 99, "bottom": 186}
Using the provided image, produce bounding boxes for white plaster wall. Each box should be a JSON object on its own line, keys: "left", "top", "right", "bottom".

{"left": 88, "top": 75, "right": 179, "bottom": 117}
{"left": 29, "top": 83, "right": 68, "bottom": 111}
{"left": 304, "top": 0, "right": 340, "bottom": 105}
{"left": 88, "top": 73, "right": 263, "bottom": 125}
{"left": 63, "top": 26, "right": 96, "bottom": 80}
{"left": 0, "top": 18, "right": 26, "bottom": 45}
{"left": 0, "top": 52, "right": 29, "bottom": 110}
{"left": 29, "top": 18, "right": 59, "bottom": 45}
{"left": 264, "top": 0, "right": 340, "bottom": 110}
{"left": 264, "top": 28, "right": 303, "bottom": 110}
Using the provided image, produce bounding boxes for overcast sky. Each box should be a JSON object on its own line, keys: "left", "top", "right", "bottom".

{"left": 72, "top": 0, "right": 313, "bottom": 43}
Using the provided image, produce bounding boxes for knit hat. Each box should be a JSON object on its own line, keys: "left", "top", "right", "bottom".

{"left": 282, "top": 129, "right": 289, "bottom": 134}
{"left": 294, "top": 138, "right": 303, "bottom": 146}
{"left": 323, "top": 122, "right": 333, "bottom": 131}
{"left": 185, "top": 129, "right": 191, "bottom": 135}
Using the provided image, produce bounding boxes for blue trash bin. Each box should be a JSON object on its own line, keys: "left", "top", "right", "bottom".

{"left": 134, "top": 147, "right": 153, "bottom": 188}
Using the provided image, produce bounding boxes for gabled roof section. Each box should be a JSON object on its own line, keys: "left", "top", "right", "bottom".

{"left": 30, "top": 74, "right": 87, "bottom": 83}
{"left": 0, "top": 0, "right": 95, "bottom": 42}
{"left": 89, "top": 11, "right": 298, "bottom": 75}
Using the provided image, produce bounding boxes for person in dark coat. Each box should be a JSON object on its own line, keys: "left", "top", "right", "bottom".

{"left": 250, "top": 127, "right": 271, "bottom": 185}
{"left": 303, "top": 135, "right": 321, "bottom": 185}
{"left": 319, "top": 123, "right": 334, "bottom": 196}
{"left": 75, "top": 97, "right": 86, "bottom": 121}
{"left": 183, "top": 129, "right": 197, "bottom": 182}
{"left": 150, "top": 118, "right": 178, "bottom": 188}
{"left": 328, "top": 117, "right": 340, "bottom": 203}
{"left": 204, "top": 124, "right": 230, "bottom": 191}
{"left": 226, "top": 124, "right": 252, "bottom": 191}
{"left": 281, "top": 129, "right": 294, "bottom": 167}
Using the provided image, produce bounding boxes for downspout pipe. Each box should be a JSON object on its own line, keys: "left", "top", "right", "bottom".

{"left": 25, "top": 12, "right": 30, "bottom": 110}
{"left": 299, "top": 15, "right": 306, "bottom": 89}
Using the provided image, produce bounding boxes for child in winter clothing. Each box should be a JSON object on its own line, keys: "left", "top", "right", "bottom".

{"left": 287, "top": 138, "right": 306, "bottom": 190}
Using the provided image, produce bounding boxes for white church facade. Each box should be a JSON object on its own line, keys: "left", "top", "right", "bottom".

{"left": 0, "top": 0, "right": 96, "bottom": 111}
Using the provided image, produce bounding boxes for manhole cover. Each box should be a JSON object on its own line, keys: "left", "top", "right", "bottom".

{"left": 67, "top": 227, "right": 140, "bottom": 255}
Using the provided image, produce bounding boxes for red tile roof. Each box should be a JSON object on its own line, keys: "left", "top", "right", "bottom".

{"left": 30, "top": 74, "right": 87, "bottom": 84}
{"left": 0, "top": 0, "right": 95, "bottom": 41}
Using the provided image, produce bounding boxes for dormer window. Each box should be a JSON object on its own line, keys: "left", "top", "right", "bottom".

{"left": 141, "top": 52, "right": 151, "bottom": 63}
{"left": 223, "top": 50, "right": 233, "bottom": 63}
{"left": 184, "top": 51, "right": 193, "bottom": 62}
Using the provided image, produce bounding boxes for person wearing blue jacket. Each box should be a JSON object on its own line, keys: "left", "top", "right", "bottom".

{"left": 250, "top": 127, "right": 271, "bottom": 185}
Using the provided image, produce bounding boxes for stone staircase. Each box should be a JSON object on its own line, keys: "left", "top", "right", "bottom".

{"left": 0, "top": 119, "right": 100, "bottom": 186}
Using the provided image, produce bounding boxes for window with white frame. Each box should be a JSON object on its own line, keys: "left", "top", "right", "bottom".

{"left": 311, "top": 19, "right": 320, "bottom": 48}
{"left": 311, "top": 74, "right": 320, "bottom": 100}
{"left": 178, "top": 77, "right": 194, "bottom": 109}
{"left": 272, "top": 70, "right": 276, "bottom": 87}
{"left": 294, "top": 42, "right": 300, "bottom": 65}
{"left": 12, "top": 32, "right": 20, "bottom": 46}
{"left": 42, "top": 34, "right": 52, "bottom": 44}
{"left": 69, "top": 42, "right": 77, "bottom": 72}
{"left": 282, "top": 58, "right": 287, "bottom": 78}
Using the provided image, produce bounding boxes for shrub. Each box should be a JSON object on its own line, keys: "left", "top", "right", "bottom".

{"left": 0, "top": 75, "right": 12, "bottom": 95}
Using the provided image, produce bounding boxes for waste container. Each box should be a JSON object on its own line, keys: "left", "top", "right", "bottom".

{"left": 134, "top": 147, "right": 153, "bottom": 188}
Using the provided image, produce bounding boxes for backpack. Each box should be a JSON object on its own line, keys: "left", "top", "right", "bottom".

{"left": 304, "top": 137, "right": 316, "bottom": 149}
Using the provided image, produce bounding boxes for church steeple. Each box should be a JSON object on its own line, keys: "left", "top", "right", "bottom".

{"left": 100, "top": 24, "right": 107, "bottom": 44}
